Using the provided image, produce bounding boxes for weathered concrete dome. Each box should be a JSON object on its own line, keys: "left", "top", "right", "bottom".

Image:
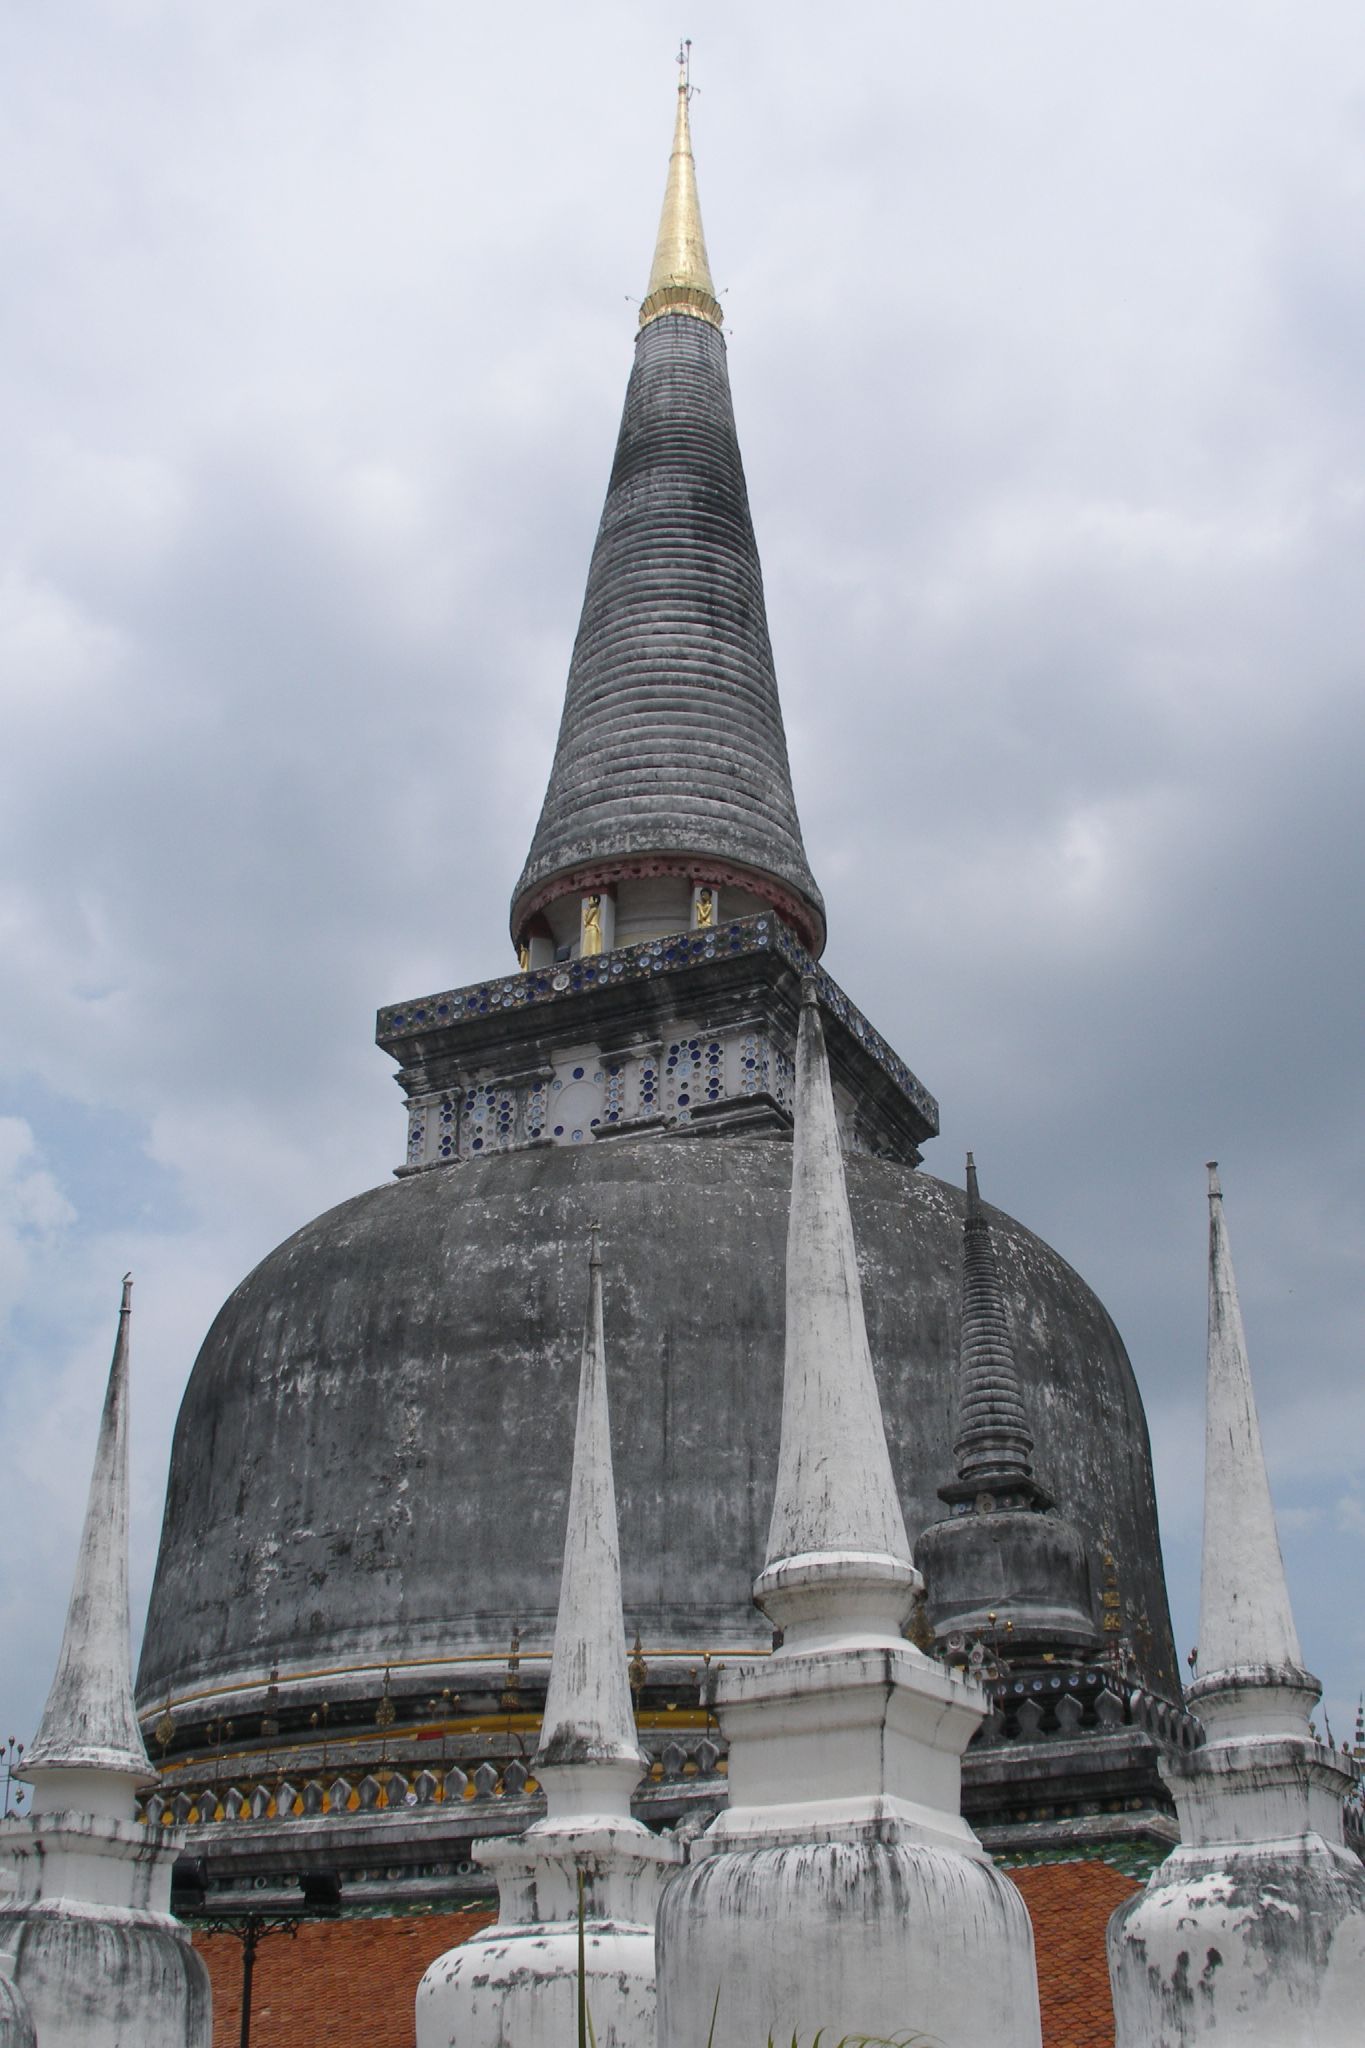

{"left": 137, "top": 1135, "right": 1179, "bottom": 1711}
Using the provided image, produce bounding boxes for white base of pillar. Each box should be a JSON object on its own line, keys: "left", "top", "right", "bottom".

{"left": 656, "top": 1830, "right": 1042, "bottom": 2048}
{"left": 417, "top": 1918, "right": 659, "bottom": 2048}
{"left": 0, "top": 1901, "right": 210, "bottom": 2048}
{"left": 1109, "top": 1832, "right": 1365, "bottom": 2047}
{"left": 0, "top": 1974, "right": 34, "bottom": 2048}
{"left": 0, "top": 1810, "right": 210, "bottom": 2048}
{"left": 416, "top": 1821, "right": 682, "bottom": 2048}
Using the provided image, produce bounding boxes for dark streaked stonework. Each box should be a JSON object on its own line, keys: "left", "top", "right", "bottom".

{"left": 135, "top": 86, "right": 1197, "bottom": 1929}
{"left": 918, "top": 1155, "right": 1103, "bottom": 1663}
{"left": 511, "top": 314, "right": 824, "bottom": 953}
{"left": 379, "top": 918, "right": 937, "bottom": 1172}
{"left": 137, "top": 1136, "right": 1177, "bottom": 1716}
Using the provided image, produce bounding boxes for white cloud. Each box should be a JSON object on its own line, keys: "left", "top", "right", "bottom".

{"left": 0, "top": 1119, "right": 77, "bottom": 1327}
{"left": 1336, "top": 1495, "right": 1365, "bottom": 1539}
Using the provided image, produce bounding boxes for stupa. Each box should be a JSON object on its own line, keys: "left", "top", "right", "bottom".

{"left": 0, "top": 1284, "right": 210, "bottom": 2048}
{"left": 656, "top": 987, "right": 1042, "bottom": 2048}
{"left": 134, "top": 58, "right": 1184, "bottom": 1947}
{"left": 417, "top": 1230, "right": 680, "bottom": 2048}
{"left": 1107, "top": 1168, "right": 1365, "bottom": 2044}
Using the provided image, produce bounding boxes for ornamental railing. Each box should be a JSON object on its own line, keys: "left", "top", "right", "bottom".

{"left": 141, "top": 1737, "right": 725, "bottom": 1830}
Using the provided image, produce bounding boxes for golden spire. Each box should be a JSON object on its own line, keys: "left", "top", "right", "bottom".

{"left": 639, "top": 43, "right": 723, "bottom": 329}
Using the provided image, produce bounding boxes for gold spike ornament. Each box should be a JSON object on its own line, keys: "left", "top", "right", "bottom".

{"left": 639, "top": 47, "right": 723, "bottom": 329}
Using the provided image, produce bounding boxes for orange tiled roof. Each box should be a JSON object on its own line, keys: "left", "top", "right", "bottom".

{"left": 1009, "top": 1859, "right": 1140, "bottom": 2048}
{"left": 193, "top": 1858, "right": 1139, "bottom": 2048}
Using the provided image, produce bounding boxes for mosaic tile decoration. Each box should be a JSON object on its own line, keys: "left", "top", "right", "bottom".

{"left": 377, "top": 914, "right": 938, "bottom": 1132}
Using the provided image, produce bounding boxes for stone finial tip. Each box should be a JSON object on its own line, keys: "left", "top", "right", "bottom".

{"left": 800, "top": 974, "right": 819, "bottom": 1010}
{"left": 1206, "top": 1161, "right": 1222, "bottom": 1199}
{"left": 120, "top": 1272, "right": 133, "bottom": 1310}
{"left": 588, "top": 1220, "right": 602, "bottom": 1268}
{"left": 965, "top": 1151, "right": 981, "bottom": 1216}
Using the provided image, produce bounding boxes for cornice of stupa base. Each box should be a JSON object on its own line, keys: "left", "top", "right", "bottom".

{"left": 689, "top": 1792, "right": 990, "bottom": 1864}
{"left": 1162, "top": 1730, "right": 1359, "bottom": 1851}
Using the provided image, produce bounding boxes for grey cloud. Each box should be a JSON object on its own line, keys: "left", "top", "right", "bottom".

{"left": 1, "top": 2, "right": 1361, "bottom": 1743}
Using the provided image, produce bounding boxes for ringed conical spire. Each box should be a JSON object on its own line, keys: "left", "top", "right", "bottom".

{"left": 512, "top": 57, "right": 825, "bottom": 961}
{"left": 25, "top": 1277, "right": 154, "bottom": 1785}
{"left": 639, "top": 45, "right": 723, "bottom": 328}
{"left": 1194, "top": 1163, "right": 1313, "bottom": 1716}
{"left": 950, "top": 1154, "right": 1037, "bottom": 1491}
{"left": 533, "top": 1227, "right": 644, "bottom": 1815}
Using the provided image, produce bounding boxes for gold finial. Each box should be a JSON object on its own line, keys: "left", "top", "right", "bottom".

{"left": 640, "top": 47, "right": 723, "bottom": 330}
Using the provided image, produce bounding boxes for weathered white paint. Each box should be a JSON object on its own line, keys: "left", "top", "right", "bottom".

{"left": 416, "top": 1235, "right": 681, "bottom": 2048}
{"left": 0, "top": 1283, "right": 211, "bottom": 2048}
{"left": 535, "top": 1227, "right": 643, "bottom": 1803}
{"left": 0, "top": 1974, "right": 34, "bottom": 2048}
{"left": 26, "top": 1280, "right": 154, "bottom": 1785}
{"left": 418, "top": 1830, "right": 677, "bottom": 2048}
{"left": 656, "top": 988, "right": 1042, "bottom": 2048}
{"left": 1108, "top": 1165, "right": 1365, "bottom": 2046}
{"left": 1197, "top": 1164, "right": 1307, "bottom": 1710}
{"left": 756, "top": 982, "right": 918, "bottom": 1652}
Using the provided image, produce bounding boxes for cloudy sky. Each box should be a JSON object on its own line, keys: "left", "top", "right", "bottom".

{"left": 2, "top": 1, "right": 1362, "bottom": 1759}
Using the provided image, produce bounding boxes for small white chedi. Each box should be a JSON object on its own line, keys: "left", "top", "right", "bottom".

{"left": 1108, "top": 1166, "right": 1365, "bottom": 2045}
{"left": 655, "top": 981, "right": 1042, "bottom": 2048}
{"left": 415, "top": 1229, "right": 681, "bottom": 2048}
{"left": 0, "top": 1280, "right": 211, "bottom": 2048}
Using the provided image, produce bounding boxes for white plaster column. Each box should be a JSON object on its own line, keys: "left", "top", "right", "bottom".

{"left": 1108, "top": 1166, "right": 1365, "bottom": 2045}
{"left": 655, "top": 983, "right": 1041, "bottom": 2048}
{"left": 0, "top": 1280, "right": 212, "bottom": 2048}
{"left": 416, "top": 1230, "right": 681, "bottom": 2048}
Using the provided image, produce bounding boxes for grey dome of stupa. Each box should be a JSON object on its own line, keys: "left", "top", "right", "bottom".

{"left": 135, "top": 71, "right": 1187, "bottom": 1895}
{"left": 137, "top": 1145, "right": 1175, "bottom": 1704}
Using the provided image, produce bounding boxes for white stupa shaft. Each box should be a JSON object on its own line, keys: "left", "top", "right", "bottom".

{"left": 1198, "top": 1164, "right": 1304, "bottom": 1685}
{"left": 417, "top": 1226, "right": 680, "bottom": 2048}
{"left": 25, "top": 1277, "right": 153, "bottom": 1782}
{"left": 1107, "top": 1165, "right": 1364, "bottom": 2046}
{"left": 764, "top": 982, "right": 911, "bottom": 1574}
{"left": 534, "top": 1229, "right": 642, "bottom": 1812}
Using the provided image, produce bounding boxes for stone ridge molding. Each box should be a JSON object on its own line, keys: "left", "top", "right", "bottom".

{"left": 377, "top": 913, "right": 938, "bottom": 1156}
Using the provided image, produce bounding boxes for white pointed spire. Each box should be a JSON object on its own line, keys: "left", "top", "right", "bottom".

{"left": 1195, "top": 1164, "right": 1312, "bottom": 1727}
{"left": 25, "top": 1277, "right": 153, "bottom": 1789}
{"left": 533, "top": 1226, "right": 644, "bottom": 1820}
{"left": 755, "top": 981, "right": 917, "bottom": 1651}
{"left": 419, "top": 1230, "right": 683, "bottom": 2048}
{"left": 1108, "top": 1169, "right": 1365, "bottom": 2045}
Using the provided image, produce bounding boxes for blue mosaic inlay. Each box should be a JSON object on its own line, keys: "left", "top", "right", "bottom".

{"left": 377, "top": 915, "right": 938, "bottom": 1131}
